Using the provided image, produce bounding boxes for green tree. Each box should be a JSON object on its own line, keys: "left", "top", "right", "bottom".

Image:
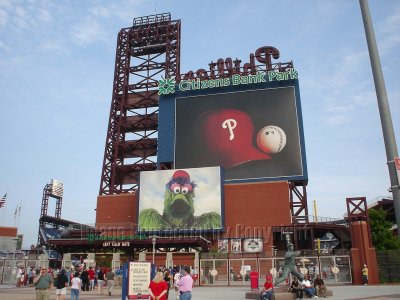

{"left": 369, "top": 208, "right": 400, "bottom": 250}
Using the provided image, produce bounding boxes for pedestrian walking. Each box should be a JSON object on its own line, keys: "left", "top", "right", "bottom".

{"left": 176, "top": 266, "right": 193, "bottom": 300}
{"left": 97, "top": 268, "right": 105, "bottom": 295}
{"left": 362, "top": 264, "right": 368, "bottom": 285}
{"left": 105, "top": 268, "right": 116, "bottom": 296}
{"left": 55, "top": 269, "right": 69, "bottom": 300}
{"left": 70, "top": 272, "right": 82, "bottom": 300}
{"left": 33, "top": 265, "right": 54, "bottom": 300}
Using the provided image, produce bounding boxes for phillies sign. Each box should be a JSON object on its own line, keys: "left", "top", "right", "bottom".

{"left": 158, "top": 46, "right": 298, "bottom": 95}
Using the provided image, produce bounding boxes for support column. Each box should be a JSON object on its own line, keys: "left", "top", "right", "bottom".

{"left": 346, "top": 197, "right": 379, "bottom": 284}
{"left": 194, "top": 251, "right": 200, "bottom": 286}
{"left": 138, "top": 252, "right": 146, "bottom": 262}
{"left": 166, "top": 252, "right": 173, "bottom": 269}
{"left": 62, "top": 253, "right": 72, "bottom": 269}
{"left": 39, "top": 253, "right": 49, "bottom": 267}
{"left": 86, "top": 253, "right": 96, "bottom": 269}
{"left": 112, "top": 253, "right": 121, "bottom": 270}
{"left": 350, "top": 221, "right": 378, "bottom": 284}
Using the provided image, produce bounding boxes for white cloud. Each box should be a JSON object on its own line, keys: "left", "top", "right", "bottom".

{"left": 70, "top": 19, "right": 107, "bottom": 46}
{"left": 377, "top": 6, "right": 400, "bottom": 54}
{"left": 0, "top": 0, "right": 12, "bottom": 8}
{"left": 382, "top": 11, "right": 400, "bottom": 34}
{"left": 0, "top": 39, "right": 10, "bottom": 52}
{"left": 13, "top": 6, "right": 32, "bottom": 29}
{"left": 90, "top": 5, "right": 110, "bottom": 18}
{"left": 0, "top": 7, "right": 8, "bottom": 28}
{"left": 325, "top": 114, "right": 349, "bottom": 126}
{"left": 37, "top": 40, "right": 67, "bottom": 53}
{"left": 352, "top": 91, "right": 376, "bottom": 106}
{"left": 37, "top": 7, "right": 52, "bottom": 23}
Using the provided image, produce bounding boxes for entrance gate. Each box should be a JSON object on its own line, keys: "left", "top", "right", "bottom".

{"left": 0, "top": 259, "right": 42, "bottom": 286}
{"left": 199, "top": 255, "right": 352, "bottom": 286}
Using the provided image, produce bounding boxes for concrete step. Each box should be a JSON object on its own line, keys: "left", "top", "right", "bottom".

{"left": 245, "top": 290, "right": 333, "bottom": 299}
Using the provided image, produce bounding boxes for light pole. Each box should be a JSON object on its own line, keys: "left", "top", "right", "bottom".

{"left": 359, "top": 0, "right": 400, "bottom": 234}
{"left": 42, "top": 246, "right": 47, "bottom": 259}
{"left": 151, "top": 236, "right": 157, "bottom": 265}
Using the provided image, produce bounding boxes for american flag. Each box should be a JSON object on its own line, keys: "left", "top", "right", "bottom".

{"left": 0, "top": 193, "right": 6, "bottom": 208}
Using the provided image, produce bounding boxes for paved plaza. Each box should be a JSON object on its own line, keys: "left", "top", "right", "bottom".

{"left": 1, "top": 284, "right": 400, "bottom": 300}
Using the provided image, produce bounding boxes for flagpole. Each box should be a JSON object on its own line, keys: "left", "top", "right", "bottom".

{"left": 0, "top": 191, "right": 9, "bottom": 226}
{"left": 16, "top": 200, "right": 22, "bottom": 230}
{"left": 13, "top": 203, "right": 18, "bottom": 227}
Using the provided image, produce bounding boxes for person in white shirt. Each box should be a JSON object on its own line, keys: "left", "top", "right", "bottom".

{"left": 16, "top": 267, "right": 23, "bottom": 287}
{"left": 301, "top": 278, "right": 318, "bottom": 298}
{"left": 174, "top": 270, "right": 181, "bottom": 300}
{"left": 70, "top": 272, "right": 82, "bottom": 300}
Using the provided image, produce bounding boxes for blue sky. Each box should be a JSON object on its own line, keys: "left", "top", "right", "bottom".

{"left": 0, "top": 0, "right": 399, "bottom": 248}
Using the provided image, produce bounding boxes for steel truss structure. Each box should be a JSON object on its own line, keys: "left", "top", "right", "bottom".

{"left": 37, "top": 180, "right": 63, "bottom": 245}
{"left": 99, "top": 13, "right": 181, "bottom": 195}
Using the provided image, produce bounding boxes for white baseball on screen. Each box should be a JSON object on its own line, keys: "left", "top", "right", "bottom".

{"left": 256, "top": 125, "right": 287, "bottom": 153}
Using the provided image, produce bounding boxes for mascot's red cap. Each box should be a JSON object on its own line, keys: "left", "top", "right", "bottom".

{"left": 172, "top": 170, "right": 190, "bottom": 180}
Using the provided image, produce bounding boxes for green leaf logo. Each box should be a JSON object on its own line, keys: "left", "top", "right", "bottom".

{"left": 158, "top": 78, "right": 176, "bottom": 95}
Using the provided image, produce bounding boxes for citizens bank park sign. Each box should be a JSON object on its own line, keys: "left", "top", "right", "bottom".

{"left": 158, "top": 46, "right": 299, "bottom": 95}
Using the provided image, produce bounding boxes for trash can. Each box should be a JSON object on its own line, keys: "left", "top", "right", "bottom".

{"left": 250, "top": 271, "right": 259, "bottom": 290}
{"left": 191, "top": 274, "right": 198, "bottom": 286}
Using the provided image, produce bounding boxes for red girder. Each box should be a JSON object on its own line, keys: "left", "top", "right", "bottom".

{"left": 114, "top": 163, "right": 158, "bottom": 185}
{"left": 120, "top": 114, "right": 158, "bottom": 133}
{"left": 125, "top": 91, "right": 159, "bottom": 109}
{"left": 289, "top": 182, "right": 309, "bottom": 224}
{"left": 118, "top": 138, "right": 157, "bottom": 159}
{"left": 346, "top": 197, "right": 368, "bottom": 222}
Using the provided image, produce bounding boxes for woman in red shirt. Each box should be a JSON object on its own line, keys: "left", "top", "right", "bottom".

{"left": 149, "top": 272, "right": 168, "bottom": 300}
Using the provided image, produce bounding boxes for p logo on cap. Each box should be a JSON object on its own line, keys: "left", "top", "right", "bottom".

{"left": 199, "top": 109, "right": 270, "bottom": 168}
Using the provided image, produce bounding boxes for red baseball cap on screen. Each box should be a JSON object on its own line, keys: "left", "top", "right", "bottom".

{"left": 199, "top": 109, "right": 270, "bottom": 168}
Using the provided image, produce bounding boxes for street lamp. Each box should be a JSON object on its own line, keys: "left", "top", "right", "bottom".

{"left": 270, "top": 246, "right": 276, "bottom": 279}
{"left": 151, "top": 236, "right": 157, "bottom": 265}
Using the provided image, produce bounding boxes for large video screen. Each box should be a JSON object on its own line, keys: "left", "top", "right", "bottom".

{"left": 174, "top": 87, "right": 306, "bottom": 182}
{"left": 138, "top": 166, "right": 223, "bottom": 232}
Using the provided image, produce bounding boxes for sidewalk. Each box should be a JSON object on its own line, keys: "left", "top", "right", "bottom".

{"left": 0, "top": 284, "right": 399, "bottom": 300}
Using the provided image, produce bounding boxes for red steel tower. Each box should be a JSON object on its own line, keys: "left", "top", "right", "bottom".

{"left": 99, "top": 13, "right": 181, "bottom": 195}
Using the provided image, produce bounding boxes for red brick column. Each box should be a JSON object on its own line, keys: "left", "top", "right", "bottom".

{"left": 350, "top": 221, "right": 379, "bottom": 284}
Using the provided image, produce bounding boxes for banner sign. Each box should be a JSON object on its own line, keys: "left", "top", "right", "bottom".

{"left": 243, "top": 238, "right": 263, "bottom": 252}
{"left": 231, "top": 239, "right": 242, "bottom": 253}
{"left": 159, "top": 69, "right": 298, "bottom": 95}
{"left": 128, "top": 262, "right": 151, "bottom": 299}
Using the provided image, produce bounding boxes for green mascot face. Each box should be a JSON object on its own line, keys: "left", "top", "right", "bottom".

{"left": 164, "top": 170, "right": 195, "bottom": 218}
{"left": 139, "top": 169, "right": 221, "bottom": 230}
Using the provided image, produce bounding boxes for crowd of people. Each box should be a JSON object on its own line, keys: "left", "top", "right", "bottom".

{"left": 15, "top": 264, "right": 122, "bottom": 300}
{"left": 15, "top": 263, "right": 195, "bottom": 300}
{"left": 259, "top": 274, "right": 328, "bottom": 300}
{"left": 149, "top": 265, "right": 194, "bottom": 300}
